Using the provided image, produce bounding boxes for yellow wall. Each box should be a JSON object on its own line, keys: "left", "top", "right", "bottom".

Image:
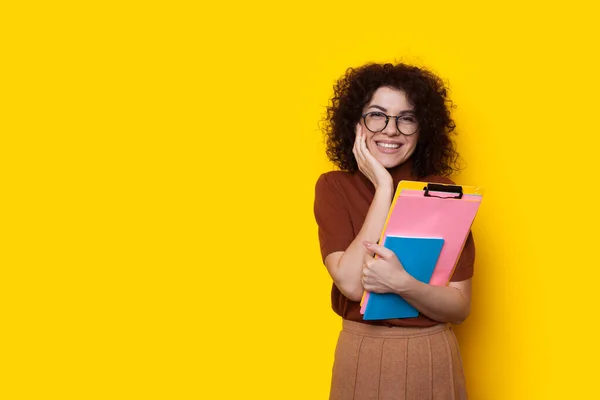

{"left": 3, "top": 1, "right": 600, "bottom": 399}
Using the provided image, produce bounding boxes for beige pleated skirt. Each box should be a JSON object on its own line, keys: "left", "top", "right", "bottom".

{"left": 330, "top": 320, "right": 467, "bottom": 400}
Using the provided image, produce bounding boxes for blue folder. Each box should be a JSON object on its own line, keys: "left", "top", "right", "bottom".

{"left": 362, "top": 236, "right": 444, "bottom": 320}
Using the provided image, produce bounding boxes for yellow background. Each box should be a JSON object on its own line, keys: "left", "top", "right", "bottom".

{"left": 2, "top": 1, "right": 600, "bottom": 399}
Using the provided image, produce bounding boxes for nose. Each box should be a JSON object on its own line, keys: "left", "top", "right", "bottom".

{"left": 382, "top": 117, "right": 400, "bottom": 136}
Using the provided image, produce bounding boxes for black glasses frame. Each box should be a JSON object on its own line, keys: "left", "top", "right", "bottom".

{"left": 361, "top": 112, "right": 419, "bottom": 136}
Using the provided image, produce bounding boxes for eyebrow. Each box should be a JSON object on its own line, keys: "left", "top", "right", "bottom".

{"left": 367, "top": 105, "right": 415, "bottom": 114}
{"left": 367, "top": 105, "right": 388, "bottom": 112}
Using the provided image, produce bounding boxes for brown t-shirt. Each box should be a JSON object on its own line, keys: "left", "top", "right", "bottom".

{"left": 313, "top": 159, "right": 476, "bottom": 327}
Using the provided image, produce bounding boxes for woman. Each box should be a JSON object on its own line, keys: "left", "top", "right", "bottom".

{"left": 314, "top": 63, "right": 475, "bottom": 399}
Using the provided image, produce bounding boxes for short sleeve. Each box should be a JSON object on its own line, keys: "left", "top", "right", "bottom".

{"left": 313, "top": 173, "right": 355, "bottom": 262}
{"left": 450, "top": 230, "right": 475, "bottom": 281}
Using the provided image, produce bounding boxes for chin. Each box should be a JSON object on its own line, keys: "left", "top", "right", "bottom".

{"left": 377, "top": 157, "right": 405, "bottom": 169}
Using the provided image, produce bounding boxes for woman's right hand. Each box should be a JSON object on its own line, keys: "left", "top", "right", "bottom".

{"left": 352, "top": 123, "right": 393, "bottom": 191}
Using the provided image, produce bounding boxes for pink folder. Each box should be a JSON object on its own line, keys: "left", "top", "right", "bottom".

{"left": 383, "top": 193, "right": 481, "bottom": 286}
{"left": 360, "top": 183, "right": 483, "bottom": 316}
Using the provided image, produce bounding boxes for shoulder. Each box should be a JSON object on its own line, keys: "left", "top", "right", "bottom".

{"left": 316, "top": 170, "right": 354, "bottom": 184}
{"left": 315, "top": 170, "right": 356, "bottom": 194}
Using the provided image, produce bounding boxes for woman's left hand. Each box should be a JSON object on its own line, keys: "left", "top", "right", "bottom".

{"left": 361, "top": 241, "right": 411, "bottom": 293}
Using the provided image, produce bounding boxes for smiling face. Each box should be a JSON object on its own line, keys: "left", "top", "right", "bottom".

{"left": 360, "top": 86, "right": 419, "bottom": 169}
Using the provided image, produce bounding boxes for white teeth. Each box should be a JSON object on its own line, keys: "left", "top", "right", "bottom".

{"left": 376, "top": 142, "right": 401, "bottom": 149}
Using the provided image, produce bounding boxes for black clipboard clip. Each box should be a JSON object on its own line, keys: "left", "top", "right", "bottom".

{"left": 423, "top": 183, "right": 463, "bottom": 199}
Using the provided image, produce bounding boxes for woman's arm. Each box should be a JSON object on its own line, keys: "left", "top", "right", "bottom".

{"left": 323, "top": 124, "right": 395, "bottom": 302}
{"left": 395, "top": 278, "right": 471, "bottom": 324}
{"left": 324, "top": 185, "right": 393, "bottom": 301}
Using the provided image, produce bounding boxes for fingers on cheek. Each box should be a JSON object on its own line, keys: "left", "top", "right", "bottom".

{"left": 353, "top": 142, "right": 362, "bottom": 159}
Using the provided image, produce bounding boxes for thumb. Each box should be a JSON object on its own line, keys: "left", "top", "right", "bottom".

{"left": 363, "top": 241, "right": 394, "bottom": 259}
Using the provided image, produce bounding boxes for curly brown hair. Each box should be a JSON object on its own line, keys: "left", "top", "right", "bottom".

{"left": 322, "top": 63, "right": 461, "bottom": 178}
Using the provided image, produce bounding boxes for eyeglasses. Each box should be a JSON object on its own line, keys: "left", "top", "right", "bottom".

{"left": 361, "top": 111, "right": 419, "bottom": 136}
